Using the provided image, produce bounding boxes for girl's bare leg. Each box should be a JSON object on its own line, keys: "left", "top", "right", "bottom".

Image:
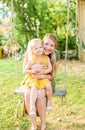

{"left": 24, "top": 88, "right": 47, "bottom": 130}
{"left": 24, "top": 88, "right": 37, "bottom": 130}
{"left": 46, "top": 84, "right": 52, "bottom": 110}
{"left": 30, "top": 87, "right": 38, "bottom": 116}
{"left": 24, "top": 88, "right": 30, "bottom": 114}
{"left": 36, "top": 89, "right": 46, "bottom": 130}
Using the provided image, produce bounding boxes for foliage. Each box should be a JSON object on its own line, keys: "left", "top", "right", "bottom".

{"left": 0, "top": 0, "right": 77, "bottom": 52}
{"left": 0, "top": 5, "right": 10, "bottom": 24}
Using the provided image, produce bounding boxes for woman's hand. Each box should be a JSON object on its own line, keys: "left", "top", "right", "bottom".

{"left": 32, "top": 73, "right": 42, "bottom": 79}
{"left": 56, "top": 61, "right": 60, "bottom": 71}
{"left": 31, "top": 63, "right": 46, "bottom": 72}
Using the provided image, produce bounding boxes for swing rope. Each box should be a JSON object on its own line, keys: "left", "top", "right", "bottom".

{"left": 11, "top": 0, "right": 14, "bottom": 39}
{"left": 11, "top": 0, "right": 20, "bottom": 89}
{"left": 11, "top": 0, "right": 25, "bottom": 117}
{"left": 64, "top": 0, "right": 70, "bottom": 88}
{"left": 53, "top": 0, "right": 70, "bottom": 97}
{"left": 11, "top": 0, "right": 27, "bottom": 96}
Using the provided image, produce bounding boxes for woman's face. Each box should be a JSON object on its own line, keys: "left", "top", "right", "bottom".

{"left": 43, "top": 38, "right": 55, "bottom": 55}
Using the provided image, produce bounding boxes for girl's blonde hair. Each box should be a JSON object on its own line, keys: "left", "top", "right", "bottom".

{"left": 43, "top": 33, "right": 57, "bottom": 76}
{"left": 27, "top": 38, "right": 42, "bottom": 61}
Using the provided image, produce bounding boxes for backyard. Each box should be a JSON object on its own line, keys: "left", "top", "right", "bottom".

{"left": 0, "top": 58, "right": 85, "bottom": 130}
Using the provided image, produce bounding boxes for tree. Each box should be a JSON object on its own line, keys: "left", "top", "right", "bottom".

{"left": 0, "top": 0, "right": 77, "bottom": 54}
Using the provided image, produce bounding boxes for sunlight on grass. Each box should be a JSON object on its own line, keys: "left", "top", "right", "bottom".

{"left": 0, "top": 58, "right": 85, "bottom": 130}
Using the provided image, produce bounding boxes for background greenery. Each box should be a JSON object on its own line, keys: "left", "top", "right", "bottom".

{"left": 0, "top": 0, "right": 77, "bottom": 55}
{"left": 0, "top": 1, "right": 84, "bottom": 129}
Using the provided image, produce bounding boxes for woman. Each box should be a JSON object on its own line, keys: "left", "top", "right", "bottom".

{"left": 23, "top": 33, "right": 60, "bottom": 130}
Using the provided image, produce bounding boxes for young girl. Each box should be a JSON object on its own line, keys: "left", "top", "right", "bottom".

{"left": 22, "top": 38, "right": 52, "bottom": 117}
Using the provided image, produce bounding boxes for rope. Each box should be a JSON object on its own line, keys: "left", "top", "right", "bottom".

{"left": 11, "top": 0, "right": 19, "bottom": 88}
{"left": 11, "top": 0, "right": 14, "bottom": 38}
{"left": 64, "top": 0, "right": 70, "bottom": 88}
{"left": 53, "top": 1, "right": 70, "bottom": 97}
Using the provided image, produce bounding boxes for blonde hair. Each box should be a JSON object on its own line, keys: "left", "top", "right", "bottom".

{"left": 27, "top": 38, "right": 42, "bottom": 61}
{"left": 43, "top": 33, "right": 57, "bottom": 76}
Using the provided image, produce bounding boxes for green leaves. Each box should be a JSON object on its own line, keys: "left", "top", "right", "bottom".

{"left": 0, "top": 0, "right": 77, "bottom": 53}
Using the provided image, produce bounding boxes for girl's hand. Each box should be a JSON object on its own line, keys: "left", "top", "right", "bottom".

{"left": 38, "top": 63, "right": 47, "bottom": 69}
{"left": 31, "top": 68, "right": 38, "bottom": 74}
{"left": 56, "top": 61, "right": 60, "bottom": 71}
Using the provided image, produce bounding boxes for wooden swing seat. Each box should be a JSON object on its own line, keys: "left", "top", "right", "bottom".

{"left": 14, "top": 86, "right": 26, "bottom": 95}
{"left": 14, "top": 86, "right": 67, "bottom": 117}
{"left": 53, "top": 88, "right": 67, "bottom": 97}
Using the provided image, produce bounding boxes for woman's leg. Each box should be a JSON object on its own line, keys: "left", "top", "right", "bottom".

{"left": 45, "top": 84, "right": 52, "bottom": 110}
{"left": 30, "top": 116, "right": 37, "bottom": 130}
{"left": 36, "top": 89, "right": 46, "bottom": 130}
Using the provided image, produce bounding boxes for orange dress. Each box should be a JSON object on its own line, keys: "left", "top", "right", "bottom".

{"left": 22, "top": 55, "right": 51, "bottom": 89}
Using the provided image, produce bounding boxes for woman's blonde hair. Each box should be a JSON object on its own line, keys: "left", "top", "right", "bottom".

{"left": 43, "top": 33, "right": 57, "bottom": 76}
{"left": 43, "top": 33, "right": 57, "bottom": 46}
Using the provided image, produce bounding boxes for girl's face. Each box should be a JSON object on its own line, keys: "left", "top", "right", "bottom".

{"left": 43, "top": 38, "right": 55, "bottom": 55}
{"left": 32, "top": 43, "right": 43, "bottom": 56}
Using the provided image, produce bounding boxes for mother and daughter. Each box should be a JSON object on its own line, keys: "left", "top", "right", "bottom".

{"left": 22, "top": 33, "right": 60, "bottom": 130}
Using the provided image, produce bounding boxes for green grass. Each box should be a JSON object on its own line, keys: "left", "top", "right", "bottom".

{"left": 0, "top": 58, "right": 85, "bottom": 130}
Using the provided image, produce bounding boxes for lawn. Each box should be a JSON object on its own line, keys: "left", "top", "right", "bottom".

{"left": 0, "top": 58, "right": 85, "bottom": 130}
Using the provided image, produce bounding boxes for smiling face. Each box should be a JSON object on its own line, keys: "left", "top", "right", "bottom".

{"left": 42, "top": 34, "right": 56, "bottom": 55}
{"left": 32, "top": 42, "right": 43, "bottom": 56}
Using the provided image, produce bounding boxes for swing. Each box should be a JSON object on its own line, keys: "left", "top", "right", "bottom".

{"left": 12, "top": 0, "right": 72, "bottom": 117}
{"left": 9, "top": 0, "right": 25, "bottom": 117}
{"left": 52, "top": 0, "right": 71, "bottom": 100}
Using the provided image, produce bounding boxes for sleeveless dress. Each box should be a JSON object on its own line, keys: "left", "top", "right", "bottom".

{"left": 22, "top": 55, "right": 51, "bottom": 89}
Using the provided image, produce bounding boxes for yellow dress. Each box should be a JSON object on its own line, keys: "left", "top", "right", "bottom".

{"left": 22, "top": 55, "right": 51, "bottom": 89}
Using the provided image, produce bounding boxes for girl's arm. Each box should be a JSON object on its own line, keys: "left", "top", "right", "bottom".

{"left": 23, "top": 52, "right": 38, "bottom": 74}
{"left": 23, "top": 61, "right": 38, "bottom": 74}
{"left": 23, "top": 66, "right": 38, "bottom": 74}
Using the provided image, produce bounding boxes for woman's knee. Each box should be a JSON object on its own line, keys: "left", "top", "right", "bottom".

{"left": 37, "top": 89, "right": 46, "bottom": 98}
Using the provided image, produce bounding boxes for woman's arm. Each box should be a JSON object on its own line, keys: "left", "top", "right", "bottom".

{"left": 34, "top": 61, "right": 60, "bottom": 80}
{"left": 56, "top": 61, "right": 60, "bottom": 71}
{"left": 39, "top": 57, "right": 52, "bottom": 74}
{"left": 32, "top": 73, "right": 53, "bottom": 80}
